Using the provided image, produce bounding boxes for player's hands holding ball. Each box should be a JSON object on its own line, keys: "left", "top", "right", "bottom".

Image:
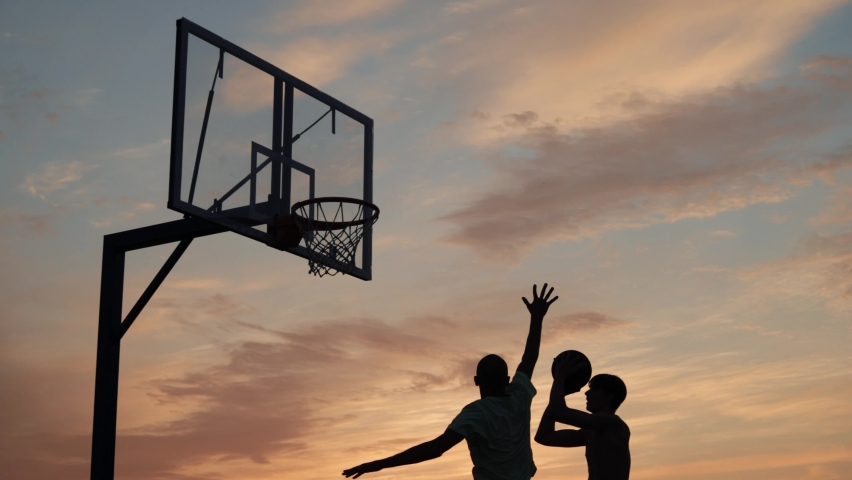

{"left": 522, "top": 283, "right": 558, "bottom": 319}
{"left": 552, "top": 351, "right": 593, "bottom": 395}
{"left": 553, "top": 355, "right": 588, "bottom": 380}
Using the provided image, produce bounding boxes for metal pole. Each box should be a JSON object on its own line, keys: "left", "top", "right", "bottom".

{"left": 119, "top": 239, "right": 192, "bottom": 339}
{"left": 90, "top": 237, "right": 125, "bottom": 480}
{"left": 89, "top": 216, "right": 242, "bottom": 480}
{"left": 282, "top": 83, "right": 294, "bottom": 209}
{"left": 362, "top": 123, "right": 373, "bottom": 279}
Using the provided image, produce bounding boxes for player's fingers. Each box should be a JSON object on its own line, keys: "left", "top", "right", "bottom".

{"left": 548, "top": 295, "right": 559, "bottom": 305}
{"left": 532, "top": 284, "right": 538, "bottom": 298}
{"left": 545, "top": 286, "right": 554, "bottom": 300}
{"left": 541, "top": 283, "right": 548, "bottom": 299}
{"left": 522, "top": 297, "right": 531, "bottom": 307}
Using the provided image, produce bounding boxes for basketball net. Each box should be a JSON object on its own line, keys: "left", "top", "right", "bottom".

{"left": 292, "top": 198, "right": 379, "bottom": 277}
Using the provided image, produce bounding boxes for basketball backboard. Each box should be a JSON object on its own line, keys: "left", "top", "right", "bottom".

{"left": 168, "top": 18, "right": 374, "bottom": 280}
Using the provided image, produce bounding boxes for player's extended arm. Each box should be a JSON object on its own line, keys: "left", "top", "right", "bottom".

{"left": 517, "top": 284, "right": 558, "bottom": 378}
{"left": 342, "top": 429, "right": 464, "bottom": 478}
{"left": 535, "top": 406, "right": 586, "bottom": 448}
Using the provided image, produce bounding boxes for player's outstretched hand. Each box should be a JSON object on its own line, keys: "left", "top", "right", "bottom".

{"left": 522, "top": 283, "right": 558, "bottom": 318}
{"left": 343, "top": 461, "right": 382, "bottom": 479}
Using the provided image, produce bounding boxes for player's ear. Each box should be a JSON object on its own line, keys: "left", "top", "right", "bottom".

{"left": 474, "top": 376, "right": 480, "bottom": 386}
{"left": 505, "top": 376, "right": 510, "bottom": 385}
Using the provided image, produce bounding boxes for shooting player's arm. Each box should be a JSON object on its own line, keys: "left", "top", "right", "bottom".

{"left": 535, "top": 406, "right": 586, "bottom": 448}
{"left": 517, "top": 284, "right": 558, "bottom": 378}
{"left": 342, "top": 429, "right": 464, "bottom": 478}
{"left": 549, "top": 402, "right": 621, "bottom": 431}
{"left": 548, "top": 356, "right": 604, "bottom": 430}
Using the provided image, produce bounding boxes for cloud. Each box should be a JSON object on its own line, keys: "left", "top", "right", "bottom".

{"left": 220, "top": 33, "right": 396, "bottom": 112}
{"left": 0, "top": 208, "right": 61, "bottom": 236}
{"left": 406, "top": 0, "right": 843, "bottom": 142}
{"left": 734, "top": 230, "right": 852, "bottom": 312}
{"left": 144, "top": 293, "right": 260, "bottom": 333}
{"left": 801, "top": 55, "right": 852, "bottom": 90}
{"left": 0, "top": 354, "right": 94, "bottom": 479}
{"left": 438, "top": 75, "right": 852, "bottom": 260}
{"left": 0, "top": 67, "right": 100, "bottom": 131}
{"left": 810, "top": 185, "right": 852, "bottom": 225}
{"left": 167, "top": 278, "right": 227, "bottom": 290}
{"left": 114, "top": 138, "right": 170, "bottom": 159}
{"left": 631, "top": 448, "right": 852, "bottom": 479}
{"left": 21, "top": 161, "right": 95, "bottom": 200}
{"left": 444, "top": 0, "right": 500, "bottom": 15}
{"left": 87, "top": 197, "right": 156, "bottom": 228}
{"left": 266, "top": 0, "right": 403, "bottom": 30}
{"left": 543, "top": 311, "right": 631, "bottom": 344}
{"left": 110, "top": 315, "right": 466, "bottom": 477}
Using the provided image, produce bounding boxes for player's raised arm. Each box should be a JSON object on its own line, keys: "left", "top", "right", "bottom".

{"left": 517, "top": 284, "right": 558, "bottom": 378}
{"left": 342, "top": 429, "right": 463, "bottom": 478}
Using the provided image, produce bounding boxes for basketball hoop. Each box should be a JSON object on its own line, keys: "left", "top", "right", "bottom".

{"left": 290, "top": 197, "right": 379, "bottom": 277}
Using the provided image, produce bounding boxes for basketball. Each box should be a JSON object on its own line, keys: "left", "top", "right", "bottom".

{"left": 274, "top": 214, "right": 304, "bottom": 248}
{"left": 551, "top": 350, "right": 592, "bottom": 393}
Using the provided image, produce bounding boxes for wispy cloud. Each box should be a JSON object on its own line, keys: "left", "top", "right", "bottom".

{"left": 439, "top": 73, "right": 852, "bottom": 260}
{"left": 810, "top": 184, "right": 852, "bottom": 225}
{"left": 0, "top": 208, "right": 61, "bottom": 236}
{"left": 0, "top": 67, "right": 100, "bottom": 130}
{"left": 21, "top": 161, "right": 95, "bottom": 200}
{"left": 113, "top": 316, "right": 464, "bottom": 477}
{"left": 114, "top": 138, "right": 169, "bottom": 159}
{"left": 220, "top": 33, "right": 397, "bottom": 112}
{"left": 801, "top": 55, "right": 852, "bottom": 90}
{"left": 632, "top": 448, "right": 852, "bottom": 479}
{"left": 444, "top": 0, "right": 500, "bottom": 15}
{"left": 407, "top": 0, "right": 843, "bottom": 142}
{"left": 736, "top": 230, "right": 852, "bottom": 312}
{"left": 265, "top": 0, "right": 404, "bottom": 30}
{"left": 88, "top": 196, "right": 156, "bottom": 228}
{"left": 543, "top": 311, "right": 631, "bottom": 344}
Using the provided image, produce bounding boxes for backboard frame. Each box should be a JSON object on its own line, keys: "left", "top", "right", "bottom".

{"left": 168, "top": 18, "right": 374, "bottom": 280}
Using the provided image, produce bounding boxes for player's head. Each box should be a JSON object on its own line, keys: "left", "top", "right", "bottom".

{"left": 585, "top": 374, "right": 627, "bottom": 413}
{"left": 474, "top": 354, "right": 509, "bottom": 390}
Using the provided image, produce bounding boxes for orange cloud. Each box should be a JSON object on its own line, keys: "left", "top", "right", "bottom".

{"left": 405, "top": 0, "right": 844, "bottom": 144}
{"left": 438, "top": 75, "right": 852, "bottom": 260}
{"left": 632, "top": 447, "right": 852, "bottom": 479}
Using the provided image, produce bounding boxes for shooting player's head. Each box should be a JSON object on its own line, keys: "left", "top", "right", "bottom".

{"left": 585, "top": 374, "right": 627, "bottom": 413}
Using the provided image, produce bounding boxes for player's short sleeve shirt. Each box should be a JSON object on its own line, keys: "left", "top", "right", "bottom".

{"left": 448, "top": 371, "right": 537, "bottom": 480}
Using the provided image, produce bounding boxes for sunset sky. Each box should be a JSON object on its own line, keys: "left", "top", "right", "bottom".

{"left": 2, "top": 1, "right": 852, "bottom": 479}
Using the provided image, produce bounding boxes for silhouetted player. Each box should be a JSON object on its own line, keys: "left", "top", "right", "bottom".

{"left": 535, "top": 357, "right": 630, "bottom": 480}
{"left": 342, "top": 284, "right": 559, "bottom": 479}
